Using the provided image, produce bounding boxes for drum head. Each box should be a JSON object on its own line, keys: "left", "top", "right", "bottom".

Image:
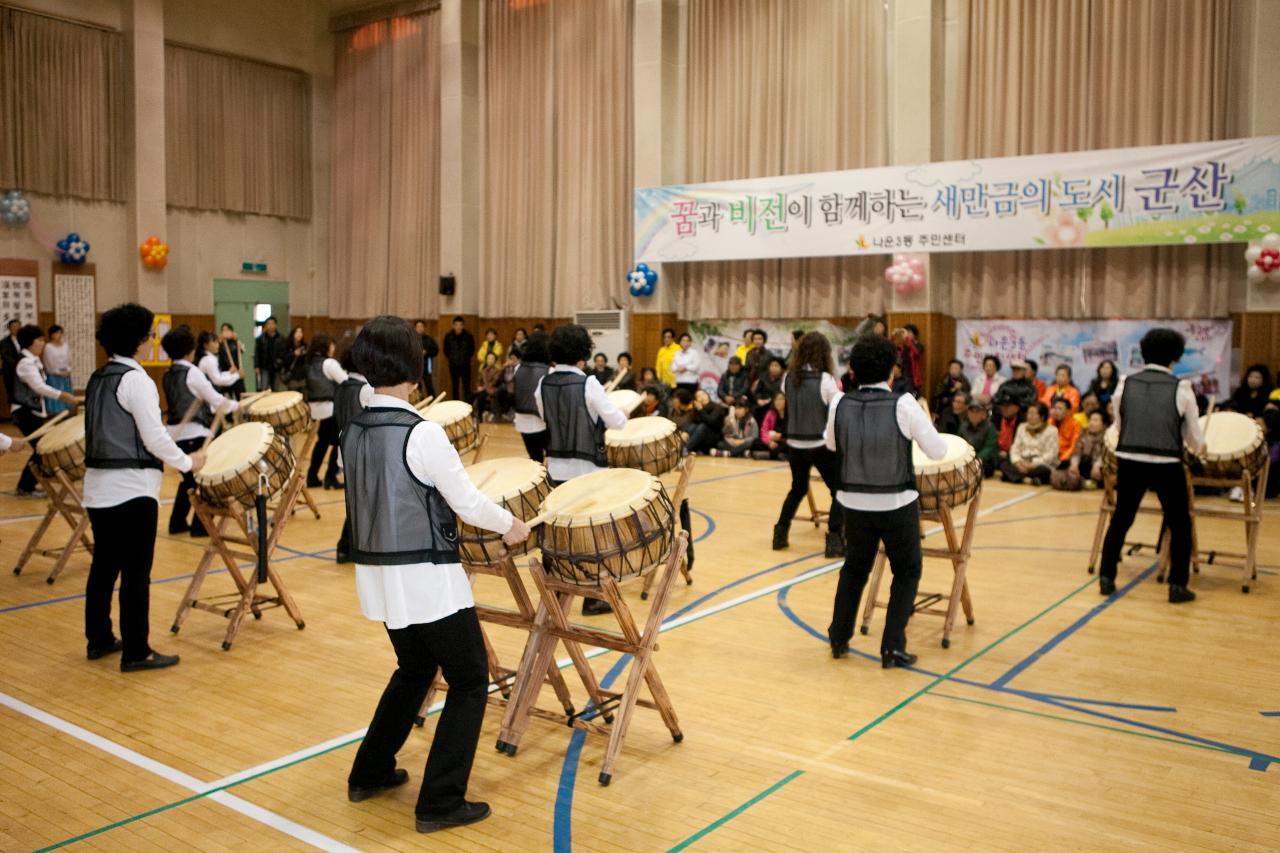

{"left": 541, "top": 468, "right": 657, "bottom": 526}
{"left": 913, "top": 433, "right": 975, "bottom": 474}
{"left": 1200, "top": 412, "right": 1262, "bottom": 461}
{"left": 422, "top": 400, "right": 473, "bottom": 426}
{"left": 607, "top": 389, "right": 642, "bottom": 415}
{"left": 605, "top": 415, "right": 676, "bottom": 446}
{"left": 249, "top": 391, "right": 303, "bottom": 414}
{"left": 197, "top": 422, "right": 273, "bottom": 483}
{"left": 466, "top": 457, "right": 546, "bottom": 501}
{"left": 37, "top": 414, "right": 85, "bottom": 453}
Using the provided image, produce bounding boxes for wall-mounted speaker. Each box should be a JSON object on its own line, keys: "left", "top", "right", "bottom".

{"left": 438, "top": 274, "right": 456, "bottom": 296}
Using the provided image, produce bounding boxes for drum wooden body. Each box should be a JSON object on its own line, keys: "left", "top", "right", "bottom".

{"left": 537, "top": 468, "right": 675, "bottom": 586}
{"left": 194, "top": 422, "right": 294, "bottom": 507}
{"left": 913, "top": 434, "right": 981, "bottom": 512}
{"left": 1196, "top": 412, "right": 1266, "bottom": 480}
{"left": 606, "top": 389, "right": 642, "bottom": 416}
{"left": 457, "top": 458, "right": 551, "bottom": 565}
{"left": 421, "top": 400, "right": 478, "bottom": 453}
{"left": 605, "top": 416, "right": 683, "bottom": 476}
{"left": 245, "top": 391, "right": 311, "bottom": 436}
{"left": 37, "top": 414, "right": 86, "bottom": 481}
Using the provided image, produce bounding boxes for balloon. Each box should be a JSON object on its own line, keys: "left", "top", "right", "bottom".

{"left": 644, "top": 268, "right": 657, "bottom": 287}
{"left": 139, "top": 235, "right": 169, "bottom": 271}
{"left": 0, "top": 190, "right": 31, "bottom": 228}
{"left": 636, "top": 263, "right": 649, "bottom": 273}
{"left": 56, "top": 232, "right": 90, "bottom": 265}
{"left": 1245, "top": 237, "right": 1280, "bottom": 284}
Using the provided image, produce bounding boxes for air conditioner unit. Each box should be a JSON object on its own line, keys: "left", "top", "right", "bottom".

{"left": 575, "top": 309, "right": 629, "bottom": 361}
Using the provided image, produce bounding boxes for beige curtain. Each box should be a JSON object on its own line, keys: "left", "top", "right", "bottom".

{"left": 0, "top": 7, "right": 125, "bottom": 201}
{"left": 329, "top": 11, "right": 440, "bottom": 319}
{"left": 676, "top": 0, "right": 890, "bottom": 319}
{"left": 165, "top": 44, "right": 311, "bottom": 219}
{"left": 483, "top": 0, "right": 633, "bottom": 317}
{"left": 949, "top": 0, "right": 1235, "bottom": 318}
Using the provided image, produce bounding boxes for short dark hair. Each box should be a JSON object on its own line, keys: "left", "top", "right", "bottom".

{"left": 728, "top": 355, "right": 742, "bottom": 366}
{"left": 307, "top": 334, "right": 332, "bottom": 359}
{"left": 197, "top": 330, "right": 219, "bottom": 353}
{"left": 983, "top": 355, "right": 1001, "bottom": 371}
{"left": 672, "top": 388, "right": 693, "bottom": 406}
{"left": 661, "top": 327, "right": 675, "bottom": 337}
{"left": 679, "top": 332, "right": 692, "bottom": 343}
{"left": 48, "top": 324, "right": 63, "bottom": 337}
{"left": 792, "top": 329, "right": 804, "bottom": 341}
{"left": 949, "top": 358, "right": 964, "bottom": 368}
{"left": 754, "top": 330, "right": 768, "bottom": 342}
{"left": 532, "top": 323, "right": 546, "bottom": 332}
{"left": 1050, "top": 395, "right": 1072, "bottom": 411}
{"left": 617, "top": 351, "right": 632, "bottom": 364}
{"left": 6, "top": 319, "right": 19, "bottom": 329}
{"left": 221, "top": 322, "right": 235, "bottom": 332}
{"left": 522, "top": 330, "right": 551, "bottom": 363}
{"left": 549, "top": 324, "right": 593, "bottom": 366}
{"left": 1030, "top": 401, "right": 1049, "bottom": 420}
{"left": 743, "top": 328, "right": 755, "bottom": 336}
{"left": 1055, "top": 364, "right": 1072, "bottom": 377}
{"left": 485, "top": 327, "right": 497, "bottom": 336}
{"left": 161, "top": 326, "right": 195, "bottom": 361}
{"left": 904, "top": 323, "right": 920, "bottom": 338}
{"left": 452, "top": 315, "right": 465, "bottom": 324}
{"left": 264, "top": 315, "right": 277, "bottom": 324}
{"left": 16, "top": 324, "right": 43, "bottom": 349}
{"left": 352, "top": 315, "right": 423, "bottom": 387}
{"left": 1026, "top": 359, "right": 1039, "bottom": 373}
{"left": 594, "top": 352, "right": 607, "bottom": 361}
{"left": 848, "top": 334, "right": 896, "bottom": 384}
{"left": 96, "top": 304, "right": 154, "bottom": 357}
{"left": 1140, "top": 328, "right": 1186, "bottom": 366}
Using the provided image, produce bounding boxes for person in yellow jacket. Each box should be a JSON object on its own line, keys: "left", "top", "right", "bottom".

{"left": 734, "top": 328, "right": 755, "bottom": 365}
{"left": 655, "top": 327, "right": 679, "bottom": 387}
{"left": 476, "top": 327, "right": 504, "bottom": 365}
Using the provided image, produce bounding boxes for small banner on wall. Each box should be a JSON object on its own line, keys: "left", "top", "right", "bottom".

{"left": 636, "top": 136, "right": 1280, "bottom": 263}
{"left": 954, "top": 319, "right": 1232, "bottom": 399}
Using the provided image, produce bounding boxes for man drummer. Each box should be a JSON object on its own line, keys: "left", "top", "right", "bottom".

{"left": 160, "top": 326, "right": 238, "bottom": 538}
{"left": 512, "top": 330, "right": 551, "bottom": 462}
{"left": 83, "top": 304, "right": 205, "bottom": 671}
{"left": 333, "top": 341, "right": 373, "bottom": 564}
{"left": 1099, "top": 328, "right": 1204, "bottom": 603}
{"left": 342, "top": 316, "right": 529, "bottom": 833}
{"left": 535, "top": 323, "right": 628, "bottom": 616}
{"left": 11, "top": 324, "right": 78, "bottom": 497}
{"left": 826, "top": 333, "right": 948, "bottom": 669}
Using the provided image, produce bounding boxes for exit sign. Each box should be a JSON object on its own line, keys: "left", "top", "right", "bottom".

{"left": 240, "top": 262, "right": 268, "bottom": 274}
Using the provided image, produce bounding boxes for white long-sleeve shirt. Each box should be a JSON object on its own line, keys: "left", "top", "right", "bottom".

{"left": 354, "top": 394, "right": 514, "bottom": 630}
{"left": 309, "top": 357, "right": 348, "bottom": 421}
{"left": 13, "top": 351, "right": 64, "bottom": 416}
{"left": 512, "top": 362, "right": 547, "bottom": 435}
{"left": 825, "top": 382, "right": 949, "bottom": 511}
{"left": 198, "top": 351, "right": 239, "bottom": 389}
{"left": 41, "top": 341, "right": 71, "bottom": 377}
{"left": 671, "top": 347, "right": 701, "bottom": 385}
{"left": 168, "top": 359, "right": 239, "bottom": 443}
{"left": 534, "top": 365, "right": 628, "bottom": 482}
{"left": 782, "top": 371, "right": 839, "bottom": 450}
{"left": 1111, "top": 364, "right": 1205, "bottom": 464}
{"left": 83, "top": 356, "right": 193, "bottom": 508}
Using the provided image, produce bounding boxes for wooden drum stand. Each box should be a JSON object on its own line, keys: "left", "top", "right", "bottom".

{"left": 1086, "top": 465, "right": 1186, "bottom": 580}
{"left": 1180, "top": 457, "right": 1269, "bottom": 593}
{"left": 12, "top": 462, "right": 92, "bottom": 585}
{"left": 291, "top": 421, "right": 323, "bottom": 520}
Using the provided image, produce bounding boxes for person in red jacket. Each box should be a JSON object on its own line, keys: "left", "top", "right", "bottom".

{"left": 994, "top": 399, "right": 1023, "bottom": 466}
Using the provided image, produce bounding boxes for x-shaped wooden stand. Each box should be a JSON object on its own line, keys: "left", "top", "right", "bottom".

{"left": 12, "top": 463, "right": 93, "bottom": 585}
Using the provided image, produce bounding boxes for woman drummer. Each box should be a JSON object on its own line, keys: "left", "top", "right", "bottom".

{"left": 305, "top": 333, "right": 348, "bottom": 490}
{"left": 341, "top": 316, "right": 529, "bottom": 833}
{"left": 83, "top": 304, "right": 205, "bottom": 672}
{"left": 160, "top": 325, "right": 238, "bottom": 537}
{"left": 511, "top": 330, "right": 551, "bottom": 462}
{"left": 197, "top": 329, "right": 240, "bottom": 401}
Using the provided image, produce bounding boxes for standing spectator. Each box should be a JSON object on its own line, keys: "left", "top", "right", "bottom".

{"left": 612, "top": 352, "right": 637, "bottom": 391}
{"left": 754, "top": 391, "right": 787, "bottom": 459}
{"left": 42, "top": 324, "right": 74, "bottom": 415}
{"left": 496, "top": 352, "right": 518, "bottom": 418}
{"left": 934, "top": 391, "right": 969, "bottom": 435}
{"left": 959, "top": 400, "right": 998, "bottom": 477}
{"left": 282, "top": 326, "right": 308, "bottom": 392}
{"left": 717, "top": 356, "right": 750, "bottom": 406}
{"left": 510, "top": 327, "right": 528, "bottom": 359}
{"left": 473, "top": 352, "right": 502, "bottom": 422}
{"left": 1049, "top": 397, "right": 1081, "bottom": 466}
{"left": 217, "top": 323, "right": 246, "bottom": 399}
{"left": 1, "top": 318, "right": 21, "bottom": 407}
{"left": 443, "top": 316, "right": 475, "bottom": 402}
{"left": 973, "top": 355, "right": 1004, "bottom": 404}
{"left": 590, "top": 353, "right": 614, "bottom": 386}
{"left": 1229, "top": 364, "right": 1273, "bottom": 418}
{"left": 1000, "top": 401, "right": 1058, "bottom": 484}
{"left": 254, "top": 316, "right": 287, "bottom": 391}
{"left": 671, "top": 333, "right": 700, "bottom": 394}
{"left": 1040, "top": 364, "right": 1082, "bottom": 411}
{"left": 745, "top": 329, "right": 771, "bottom": 384}
{"left": 1088, "top": 359, "right": 1119, "bottom": 406}
{"left": 932, "top": 359, "right": 970, "bottom": 414}
{"left": 413, "top": 320, "right": 439, "bottom": 397}
{"left": 476, "top": 327, "right": 503, "bottom": 367}
{"left": 994, "top": 399, "right": 1023, "bottom": 465}
{"left": 735, "top": 329, "right": 755, "bottom": 365}
{"left": 752, "top": 357, "right": 784, "bottom": 426}
{"left": 891, "top": 327, "right": 922, "bottom": 396}
{"left": 712, "top": 400, "right": 758, "bottom": 457}
{"left": 655, "top": 328, "right": 679, "bottom": 387}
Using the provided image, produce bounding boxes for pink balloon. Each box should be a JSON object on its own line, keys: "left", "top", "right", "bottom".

{"left": 893, "top": 253, "right": 909, "bottom": 265}
{"left": 910, "top": 272, "right": 924, "bottom": 287}
{"left": 908, "top": 257, "right": 925, "bottom": 273}
{"left": 884, "top": 266, "right": 896, "bottom": 283}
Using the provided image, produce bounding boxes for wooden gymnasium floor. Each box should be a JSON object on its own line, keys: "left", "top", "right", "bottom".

{"left": 1, "top": 421, "right": 1278, "bottom": 852}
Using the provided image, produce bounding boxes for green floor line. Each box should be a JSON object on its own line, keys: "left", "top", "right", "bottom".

{"left": 667, "top": 770, "right": 805, "bottom": 853}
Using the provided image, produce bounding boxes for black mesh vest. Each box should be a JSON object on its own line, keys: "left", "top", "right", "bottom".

{"left": 12, "top": 354, "right": 44, "bottom": 411}
{"left": 85, "top": 361, "right": 163, "bottom": 470}
{"left": 514, "top": 362, "right": 549, "bottom": 415}
{"left": 1117, "top": 369, "right": 1183, "bottom": 458}
{"left": 541, "top": 371, "right": 605, "bottom": 465}
{"left": 835, "top": 389, "right": 914, "bottom": 493}
{"left": 342, "top": 407, "right": 460, "bottom": 565}
{"left": 163, "top": 363, "right": 213, "bottom": 428}
{"left": 788, "top": 369, "right": 828, "bottom": 441}
{"left": 306, "top": 356, "right": 336, "bottom": 402}
{"left": 334, "top": 375, "right": 368, "bottom": 437}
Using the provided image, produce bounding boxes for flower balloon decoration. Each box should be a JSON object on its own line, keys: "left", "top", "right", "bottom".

{"left": 1245, "top": 233, "right": 1280, "bottom": 284}
{"left": 883, "top": 253, "right": 926, "bottom": 294}
{"left": 627, "top": 262, "right": 658, "bottom": 297}
{"left": 1, "top": 190, "right": 30, "bottom": 228}
{"left": 139, "top": 235, "right": 169, "bottom": 271}
{"left": 56, "top": 232, "right": 90, "bottom": 265}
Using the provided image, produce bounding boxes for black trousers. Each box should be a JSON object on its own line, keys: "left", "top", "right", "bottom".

{"left": 14, "top": 406, "right": 44, "bottom": 493}
{"left": 447, "top": 364, "right": 469, "bottom": 403}
{"left": 1100, "top": 458, "right": 1192, "bottom": 586}
{"left": 307, "top": 417, "right": 341, "bottom": 483}
{"left": 520, "top": 430, "right": 548, "bottom": 463}
{"left": 999, "top": 459, "right": 1053, "bottom": 484}
{"left": 169, "top": 438, "right": 207, "bottom": 535}
{"left": 85, "top": 498, "right": 159, "bottom": 662}
{"left": 828, "top": 501, "right": 922, "bottom": 654}
{"left": 776, "top": 446, "right": 843, "bottom": 535}
{"left": 349, "top": 607, "right": 489, "bottom": 817}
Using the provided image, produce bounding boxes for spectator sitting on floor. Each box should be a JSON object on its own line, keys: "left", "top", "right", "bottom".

{"left": 959, "top": 400, "right": 998, "bottom": 477}
{"left": 973, "top": 354, "right": 1004, "bottom": 404}
{"left": 753, "top": 391, "right": 787, "bottom": 460}
{"left": 1074, "top": 391, "right": 1101, "bottom": 430}
{"left": 1040, "top": 364, "right": 1082, "bottom": 412}
{"left": 717, "top": 355, "right": 751, "bottom": 407}
{"left": 640, "top": 384, "right": 667, "bottom": 417}
{"left": 712, "top": 400, "right": 758, "bottom": 458}
{"left": 995, "top": 359, "right": 1038, "bottom": 409}
{"left": 638, "top": 366, "right": 661, "bottom": 390}
{"left": 1067, "top": 410, "right": 1109, "bottom": 490}
{"left": 590, "top": 352, "right": 614, "bottom": 386}
{"left": 667, "top": 387, "right": 696, "bottom": 436}
{"left": 1027, "top": 359, "right": 1047, "bottom": 400}
{"left": 995, "top": 399, "right": 1023, "bottom": 465}
{"left": 1229, "top": 364, "right": 1273, "bottom": 419}
{"left": 686, "top": 388, "right": 728, "bottom": 455}
{"left": 1049, "top": 396, "right": 1081, "bottom": 467}
{"left": 935, "top": 390, "right": 970, "bottom": 435}
{"left": 932, "top": 358, "right": 971, "bottom": 414}
{"left": 612, "top": 352, "right": 637, "bottom": 391}
{"left": 753, "top": 357, "right": 784, "bottom": 425}
{"left": 1000, "top": 401, "right": 1059, "bottom": 485}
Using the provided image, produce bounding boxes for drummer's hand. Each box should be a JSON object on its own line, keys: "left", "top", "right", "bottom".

{"left": 188, "top": 450, "right": 207, "bottom": 473}
{"left": 58, "top": 392, "right": 76, "bottom": 405}
{"left": 503, "top": 517, "right": 531, "bottom": 546}
{"left": 8, "top": 437, "right": 25, "bottom": 453}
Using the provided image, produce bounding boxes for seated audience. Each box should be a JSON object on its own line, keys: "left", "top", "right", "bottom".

{"left": 1230, "top": 364, "right": 1273, "bottom": 418}
{"left": 994, "top": 359, "right": 1038, "bottom": 409}
{"left": 1000, "top": 401, "right": 1058, "bottom": 485}
{"left": 932, "top": 358, "right": 971, "bottom": 414}
{"left": 612, "top": 352, "right": 637, "bottom": 390}
{"left": 473, "top": 351, "right": 502, "bottom": 421}
{"left": 640, "top": 384, "right": 667, "bottom": 417}
{"left": 753, "top": 358, "right": 784, "bottom": 425}
{"left": 1067, "top": 409, "right": 1109, "bottom": 490}
{"left": 959, "top": 400, "right": 998, "bottom": 477}
{"left": 839, "top": 359, "right": 857, "bottom": 393}
{"left": 994, "top": 399, "right": 1023, "bottom": 464}
{"left": 1027, "top": 359, "right": 1047, "bottom": 400}
{"left": 753, "top": 391, "right": 787, "bottom": 459}
{"left": 1074, "top": 391, "right": 1100, "bottom": 429}
{"left": 935, "top": 391, "right": 969, "bottom": 435}
{"left": 712, "top": 401, "right": 758, "bottom": 457}
{"left": 717, "top": 356, "right": 751, "bottom": 406}
{"left": 973, "top": 355, "right": 1004, "bottom": 404}
{"left": 685, "top": 389, "right": 728, "bottom": 455}
{"left": 590, "top": 352, "right": 614, "bottom": 386}
{"left": 1087, "top": 359, "right": 1119, "bottom": 406}
{"left": 1040, "top": 364, "right": 1081, "bottom": 412}
{"left": 1049, "top": 396, "right": 1081, "bottom": 467}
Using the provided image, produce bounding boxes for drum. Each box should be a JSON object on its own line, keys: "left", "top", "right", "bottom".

{"left": 421, "top": 400, "right": 478, "bottom": 453}
{"left": 245, "top": 391, "right": 312, "bottom": 437}
{"left": 1197, "top": 411, "right": 1267, "bottom": 481}
{"left": 457, "top": 457, "right": 551, "bottom": 565}
{"left": 605, "top": 416, "right": 683, "bottom": 476}
{"left": 194, "top": 422, "right": 295, "bottom": 508}
{"left": 913, "top": 433, "right": 982, "bottom": 512}
{"left": 606, "top": 389, "right": 642, "bottom": 416}
{"left": 36, "top": 414, "right": 86, "bottom": 481}
{"left": 537, "top": 468, "right": 675, "bottom": 586}
{"left": 1102, "top": 424, "right": 1120, "bottom": 479}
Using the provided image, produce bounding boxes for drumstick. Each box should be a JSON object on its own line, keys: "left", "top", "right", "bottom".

{"left": 239, "top": 390, "right": 269, "bottom": 407}
{"left": 472, "top": 468, "right": 497, "bottom": 492}
{"left": 25, "top": 410, "right": 70, "bottom": 444}
{"left": 172, "top": 397, "right": 206, "bottom": 433}
{"left": 603, "top": 367, "right": 627, "bottom": 393}
{"left": 414, "top": 394, "right": 436, "bottom": 411}
{"left": 523, "top": 496, "right": 599, "bottom": 529}
{"left": 199, "top": 408, "right": 228, "bottom": 452}
{"left": 1197, "top": 395, "right": 1217, "bottom": 457}
{"left": 421, "top": 392, "right": 448, "bottom": 414}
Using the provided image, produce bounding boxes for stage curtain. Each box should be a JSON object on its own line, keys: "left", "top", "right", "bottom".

{"left": 675, "top": 0, "right": 890, "bottom": 320}
{"left": 948, "top": 0, "right": 1235, "bottom": 319}
{"left": 482, "top": 0, "right": 633, "bottom": 317}
{"left": 0, "top": 7, "right": 126, "bottom": 201}
{"left": 165, "top": 45, "right": 312, "bottom": 219}
{"left": 329, "top": 10, "right": 440, "bottom": 318}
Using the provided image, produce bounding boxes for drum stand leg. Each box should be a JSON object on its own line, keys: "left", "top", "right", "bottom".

{"left": 13, "top": 465, "right": 93, "bottom": 584}
{"left": 642, "top": 457, "right": 696, "bottom": 600}
{"left": 798, "top": 473, "right": 828, "bottom": 529}
{"left": 1183, "top": 458, "right": 1267, "bottom": 593}
{"left": 1086, "top": 475, "right": 1116, "bottom": 575}
{"left": 858, "top": 550, "right": 888, "bottom": 637}
{"left": 293, "top": 424, "right": 323, "bottom": 520}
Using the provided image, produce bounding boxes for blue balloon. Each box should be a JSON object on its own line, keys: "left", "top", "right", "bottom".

{"left": 644, "top": 268, "right": 657, "bottom": 287}
{"left": 629, "top": 281, "right": 646, "bottom": 297}
{"left": 636, "top": 263, "right": 649, "bottom": 273}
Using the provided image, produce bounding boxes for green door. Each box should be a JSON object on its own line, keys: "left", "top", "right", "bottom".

{"left": 212, "top": 280, "right": 289, "bottom": 393}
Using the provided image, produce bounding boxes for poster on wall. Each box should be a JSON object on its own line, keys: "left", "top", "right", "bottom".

{"left": 685, "top": 318, "right": 861, "bottom": 398}
{"left": 0, "top": 275, "right": 38, "bottom": 327}
{"left": 139, "top": 314, "right": 172, "bottom": 367}
{"left": 954, "top": 319, "right": 1232, "bottom": 398}
{"left": 54, "top": 273, "right": 96, "bottom": 390}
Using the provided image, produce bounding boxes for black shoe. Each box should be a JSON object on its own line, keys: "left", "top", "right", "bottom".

{"left": 416, "top": 801, "right": 490, "bottom": 833}
{"left": 306, "top": 476, "right": 323, "bottom": 489}
{"left": 168, "top": 523, "right": 189, "bottom": 535}
{"left": 121, "top": 652, "right": 180, "bottom": 673}
{"left": 324, "top": 477, "right": 344, "bottom": 491}
{"left": 335, "top": 551, "right": 352, "bottom": 565}
{"left": 830, "top": 640, "right": 849, "bottom": 659}
{"left": 881, "top": 649, "right": 917, "bottom": 669}
{"left": 347, "top": 768, "right": 409, "bottom": 802}
{"left": 86, "top": 639, "right": 122, "bottom": 660}
{"left": 582, "top": 597, "right": 612, "bottom": 616}
{"left": 1168, "top": 584, "right": 1196, "bottom": 604}
{"left": 1099, "top": 577, "right": 1116, "bottom": 596}
{"left": 772, "top": 524, "right": 788, "bottom": 551}
{"left": 824, "top": 531, "right": 844, "bottom": 559}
